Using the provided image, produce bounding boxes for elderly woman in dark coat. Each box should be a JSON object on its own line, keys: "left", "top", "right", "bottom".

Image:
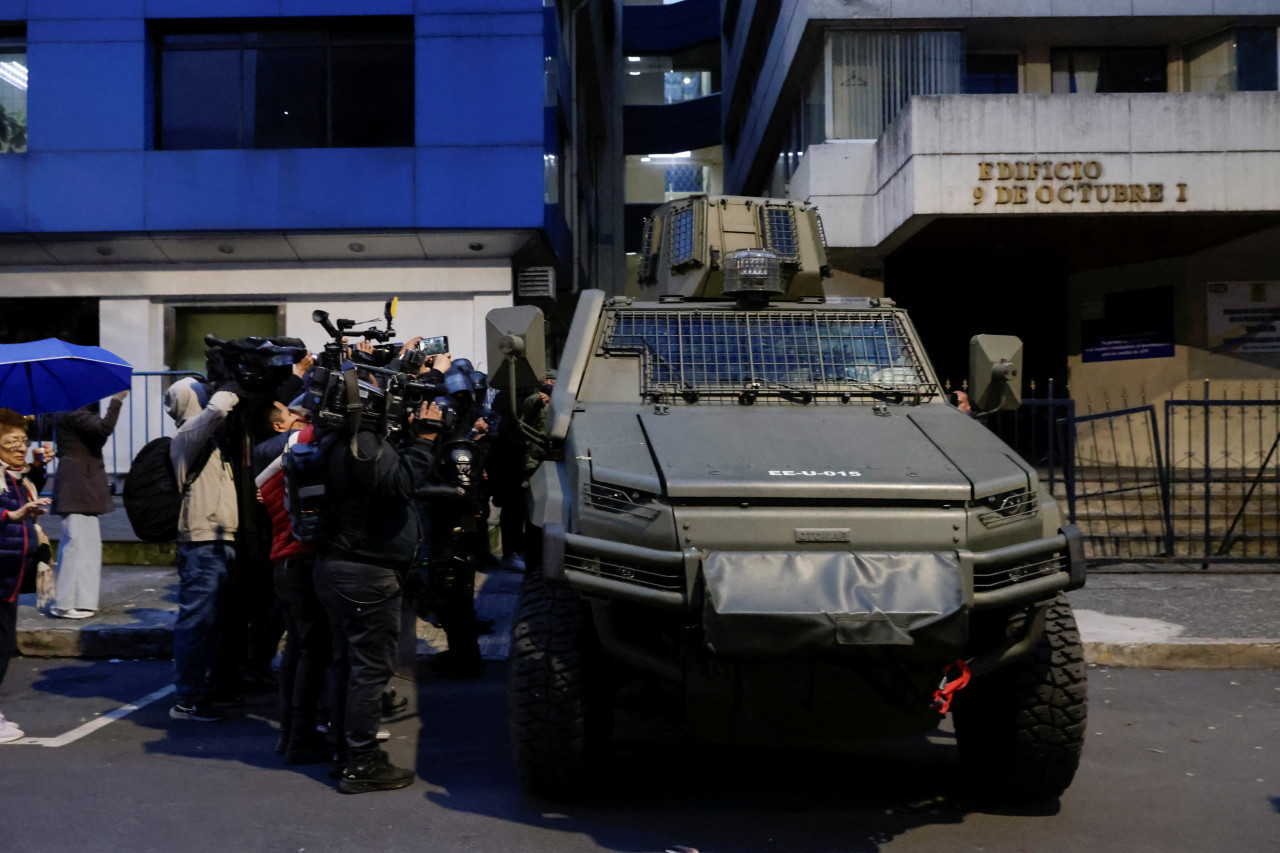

{"left": 1, "top": 407, "right": 52, "bottom": 742}
{"left": 48, "top": 390, "right": 127, "bottom": 618}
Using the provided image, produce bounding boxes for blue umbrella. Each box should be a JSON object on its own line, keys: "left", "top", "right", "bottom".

{"left": 0, "top": 338, "right": 133, "bottom": 415}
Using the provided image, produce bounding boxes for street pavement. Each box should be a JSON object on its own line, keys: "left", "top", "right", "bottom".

{"left": 0, "top": 659, "right": 1275, "bottom": 853}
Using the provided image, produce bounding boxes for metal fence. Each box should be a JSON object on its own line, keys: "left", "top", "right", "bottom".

{"left": 986, "top": 380, "right": 1280, "bottom": 567}
{"left": 26, "top": 371, "right": 203, "bottom": 493}
{"left": 1068, "top": 405, "right": 1173, "bottom": 562}
{"left": 1164, "top": 385, "right": 1280, "bottom": 563}
{"left": 104, "top": 371, "right": 207, "bottom": 489}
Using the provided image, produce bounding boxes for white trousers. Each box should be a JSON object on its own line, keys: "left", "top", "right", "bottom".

{"left": 54, "top": 514, "right": 102, "bottom": 612}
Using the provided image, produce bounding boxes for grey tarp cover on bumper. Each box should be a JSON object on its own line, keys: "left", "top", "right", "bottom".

{"left": 702, "top": 551, "right": 967, "bottom": 658}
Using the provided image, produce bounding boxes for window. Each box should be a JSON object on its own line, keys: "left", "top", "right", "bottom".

{"left": 965, "top": 54, "right": 1019, "bottom": 94}
{"left": 667, "top": 202, "right": 701, "bottom": 269}
{"left": 156, "top": 18, "right": 413, "bottom": 150}
{"left": 603, "top": 309, "right": 934, "bottom": 400}
{"left": 1051, "top": 48, "right": 1166, "bottom": 94}
{"left": 623, "top": 51, "right": 719, "bottom": 106}
{"left": 1185, "top": 29, "right": 1278, "bottom": 93}
{"left": 0, "top": 31, "right": 26, "bottom": 154}
{"left": 759, "top": 204, "right": 799, "bottom": 265}
{"left": 828, "top": 31, "right": 964, "bottom": 140}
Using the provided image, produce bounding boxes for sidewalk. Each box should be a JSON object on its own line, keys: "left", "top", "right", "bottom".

{"left": 16, "top": 561, "right": 1280, "bottom": 668}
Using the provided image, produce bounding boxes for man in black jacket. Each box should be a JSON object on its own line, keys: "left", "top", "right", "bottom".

{"left": 314, "top": 412, "right": 435, "bottom": 794}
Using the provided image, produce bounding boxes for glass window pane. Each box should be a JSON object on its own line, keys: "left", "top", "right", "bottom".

{"left": 331, "top": 44, "right": 413, "bottom": 147}
{"left": 160, "top": 49, "right": 241, "bottom": 149}
{"left": 829, "top": 31, "right": 963, "bottom": 140}
{"left": 965, "top": 54, "right": 1018, "bottom": 94}
{"left": 1053, "top": 48, "right": 1165, "bottom": 94}
{"left": 156, "top": 20, "right": 414, "bottom": 150}
{"left": 249, "top": 46, "right": 327, "bottom": 148}
{"left": 0, "top": 48, "right": 26, "bottom": 154}
{"left": 1100, "top": 48, "right": 1165, "bottom": 93}
{"left": 1236, "top": 28, "right": 1278, "bottom": 92}
{"left": 245, "top": 29, "right": 329, "bottom": 47}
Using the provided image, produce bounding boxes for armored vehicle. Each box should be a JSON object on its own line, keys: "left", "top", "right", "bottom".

{"left": 495, "top": 196, "right": 1087, "bottom": 804}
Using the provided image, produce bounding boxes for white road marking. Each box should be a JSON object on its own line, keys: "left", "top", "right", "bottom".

{"left": 15, "top": 684, "right": 175, "bottom": 748}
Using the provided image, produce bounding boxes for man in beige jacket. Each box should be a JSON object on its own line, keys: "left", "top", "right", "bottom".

{"left": 163, "top": 377, "right": 240, "bottom": 722}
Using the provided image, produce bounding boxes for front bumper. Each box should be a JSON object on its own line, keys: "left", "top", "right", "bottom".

{"left": 544, "top": 522, "right": 1087, "bottom": 614}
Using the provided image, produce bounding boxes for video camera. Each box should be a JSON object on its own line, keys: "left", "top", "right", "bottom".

{"left": 302, "top": 297, "right": 448, "bottom": 434}
{"left": 204, "top": 334, "right": 307, "bottom": 394}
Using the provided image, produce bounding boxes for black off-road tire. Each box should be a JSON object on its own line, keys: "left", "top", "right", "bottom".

{"left": 952, "top": 594, "right": 1088, "bottom": 804}
{"left": 507, "top": 560, "right": 612, "bottom": 798}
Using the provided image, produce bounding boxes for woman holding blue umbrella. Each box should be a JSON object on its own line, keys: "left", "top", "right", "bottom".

{"left": 0, "top": 406, "right": 53, "bottom": 744}
{"left": 48, "top": 390, "right": 129, "bottom": 618}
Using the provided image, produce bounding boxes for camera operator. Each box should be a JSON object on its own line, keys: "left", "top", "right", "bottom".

{"left": 314, "top": 389, "right": 435, "bottom": 795}
{"left": 163, "top": 376, "right": 241, "bottom": 722}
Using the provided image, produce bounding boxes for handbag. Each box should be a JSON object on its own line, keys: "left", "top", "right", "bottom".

{"left": 34, "top": 524, "right": 53, "bottom": 613}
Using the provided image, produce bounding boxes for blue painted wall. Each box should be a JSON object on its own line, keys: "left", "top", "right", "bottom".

{"left": 1, "top": 0, "right": 549, "bottom": 232}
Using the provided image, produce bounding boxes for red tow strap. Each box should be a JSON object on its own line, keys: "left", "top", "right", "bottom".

{"left": 930, "top": 659, "right": 971, "bottom": 714}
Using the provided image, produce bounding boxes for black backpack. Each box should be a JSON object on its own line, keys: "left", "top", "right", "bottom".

{"left": 122, "top": 436, "right": 214, "bottom": 543}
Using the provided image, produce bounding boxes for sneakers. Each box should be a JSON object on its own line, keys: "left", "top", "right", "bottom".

{"left": 169, "top": 702, "right": 226, "bottom": 722}
{"left": 0, "top": 718, "right": 24, "bottom": 743}
{"left": 338, "top": 750, "right": 414, "bottom": 794}
{"left": 49, "top": 608, "right": 95, "bottom": 619}
{"left": 376, "top": 728, "right": 391, "bottom": 742}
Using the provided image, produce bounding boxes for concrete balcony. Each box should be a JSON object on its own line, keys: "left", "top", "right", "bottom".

{"left": 624, "top": 94, "right": 723, "bottom": 155}
{"left": 791, "top": 92, "right": 1280, "bottom": 251}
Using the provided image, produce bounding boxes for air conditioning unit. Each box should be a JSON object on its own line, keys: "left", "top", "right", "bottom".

{"left": 517, "top": 266, "right": 555, "bottom": 299}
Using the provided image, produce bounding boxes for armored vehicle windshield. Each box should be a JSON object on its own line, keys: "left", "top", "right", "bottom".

{"left": 602, "top": 306, "right": 940, "bottom": 403}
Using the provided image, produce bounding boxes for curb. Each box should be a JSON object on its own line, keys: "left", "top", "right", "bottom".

{"left": 17, "top": 624, "right": 172, "bottom": 659}
{"left": 1085, "top": 640, "right": 1280, "bottom": 670}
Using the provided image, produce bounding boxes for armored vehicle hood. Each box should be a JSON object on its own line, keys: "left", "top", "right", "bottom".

{"left": 586, "top": 405, "right": 1030, "bottom": 502}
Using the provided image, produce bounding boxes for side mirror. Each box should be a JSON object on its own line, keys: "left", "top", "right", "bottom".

{"left": 485, "top": 305, "right": 545, "bottom": 392}
{"left": 968, "top": 334, "right": 1023, "bottom": 414}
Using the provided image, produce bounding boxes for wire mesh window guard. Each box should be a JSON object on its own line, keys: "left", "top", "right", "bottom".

{"left": 759, "top": 204, "right": 800, "bottom": 265}
{"left": 603, "top": 309, "right": 937, "bottom": 402}
{"left": 667, "top": 203, "right": 701, "bottom": 269}
{"left": 638, "top": 217, "right": 657, "bottom": 283}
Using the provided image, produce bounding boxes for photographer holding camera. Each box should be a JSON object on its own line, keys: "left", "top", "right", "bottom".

{"left": 162, "top": 336, "right": 307, "bottom": 723}
{"left": 163, "top": 375, "right": 242, "bottom": 722}
{"left": 314, "top": 386, "right": 436, "bottom": 794}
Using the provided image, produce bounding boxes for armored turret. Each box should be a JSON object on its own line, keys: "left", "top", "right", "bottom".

{"left": 635, "top": 195, "right": 831, "bottom": 300}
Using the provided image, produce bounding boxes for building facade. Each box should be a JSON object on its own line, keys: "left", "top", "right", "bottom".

{"left": 719, "top": 1, "right": 1280, "bottom": 404}
{"left": 0, "top": 0, "right": 624, "bottom": 461}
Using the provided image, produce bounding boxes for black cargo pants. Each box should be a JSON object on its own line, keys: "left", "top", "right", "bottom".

{"left": 314, "top": 553, "right": 403, "bottom": 761}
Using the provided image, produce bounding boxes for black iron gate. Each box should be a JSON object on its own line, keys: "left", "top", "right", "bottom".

{"left": 1068, "top": 405, "right": 1172, "bottom": 562}
{"left": 1164, "top": 390, "right": 1280, "bottom": 562}
{"left": 985, "top": 382, "right": 1280, "bottom": 566}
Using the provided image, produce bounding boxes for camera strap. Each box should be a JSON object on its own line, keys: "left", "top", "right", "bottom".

{"left": 182, "top": 440, "right": 217, "bottom": 495}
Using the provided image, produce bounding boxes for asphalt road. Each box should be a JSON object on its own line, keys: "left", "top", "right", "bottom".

{"left": 1, "top": 659, "right": 1276, "bottom": 853}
